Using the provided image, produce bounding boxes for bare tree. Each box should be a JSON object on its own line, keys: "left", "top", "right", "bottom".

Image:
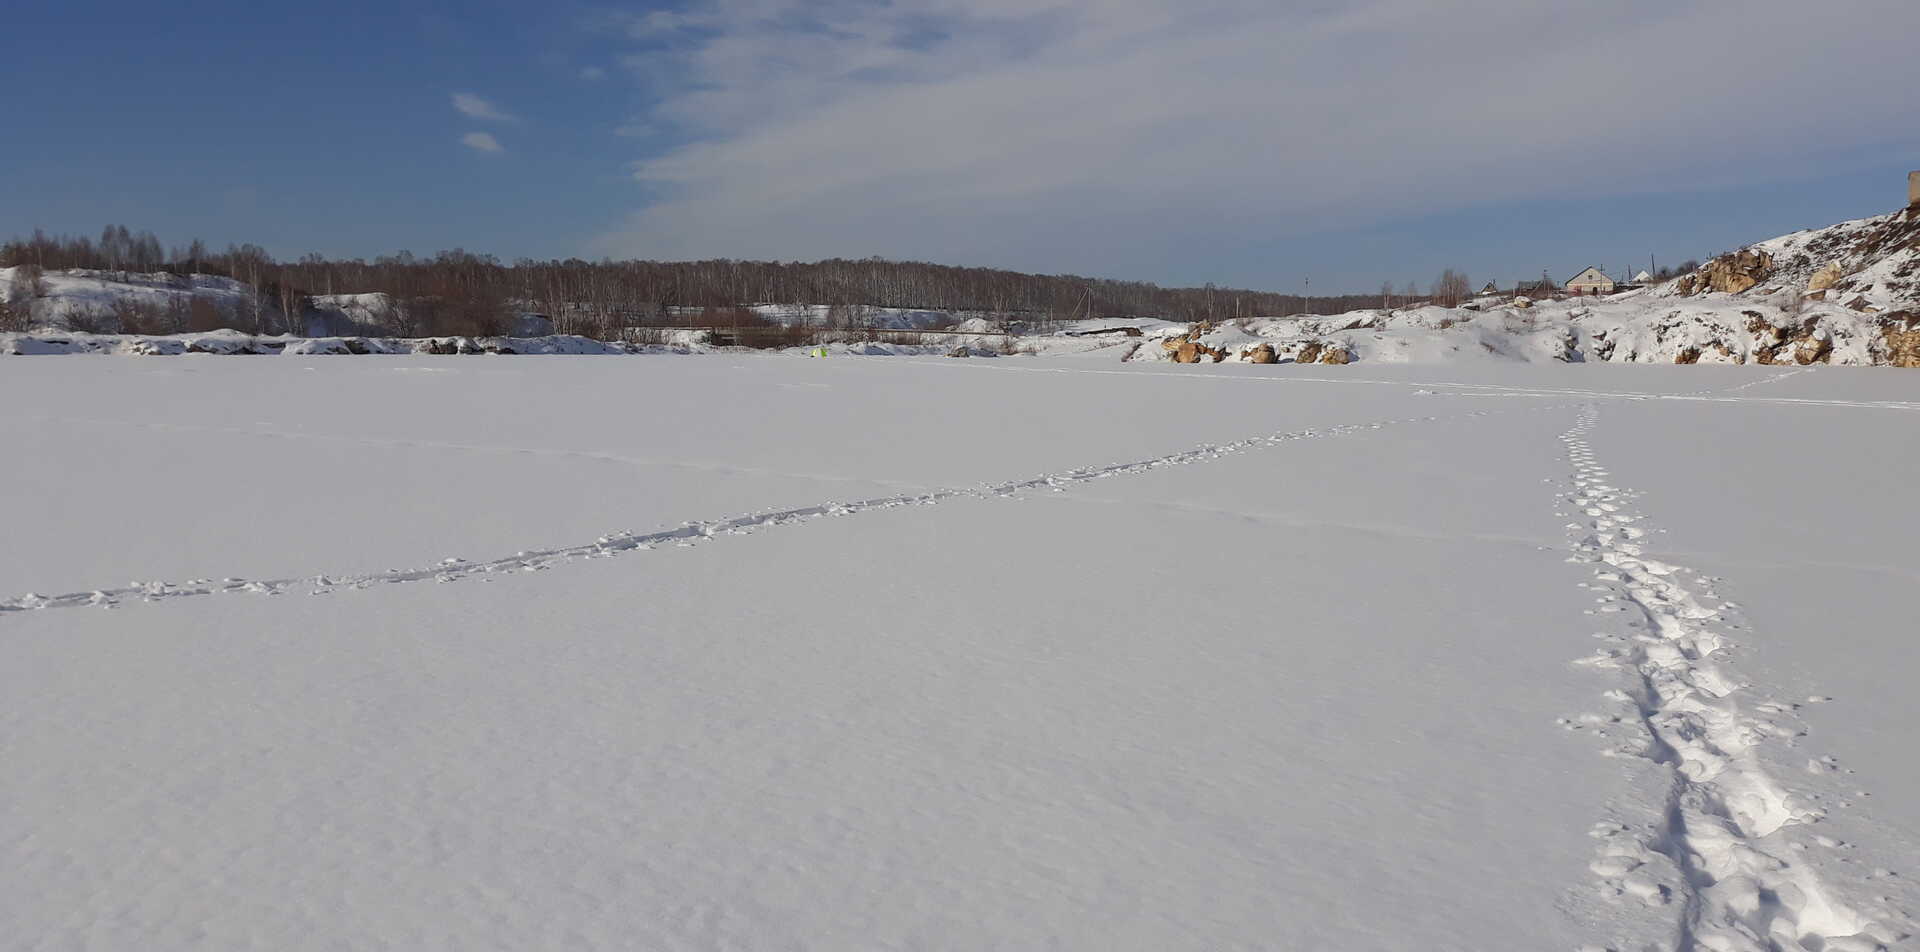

{"left": 1431, "top": 269, "right": 1471, "bottom": 308}
{"left": 1, "top": 264, "right": 44, "bottom": 331}
{"left": 184, "top": 295, "right": 228, "bottom": 333}
{"left": 109, "top": 295, "right": 176, "bottom": 335}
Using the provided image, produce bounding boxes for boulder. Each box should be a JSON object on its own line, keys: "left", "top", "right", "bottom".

{"left": 1294, "top": 341, "right": 1323, "bottom": 364}
{"left": 1243, "top": 342, "right": 1278, "bottom": 364}
{"left": 946, "top": 346, "right": 971, "bottom": 358}
{"left": 1319, "top": 344, "right": 1352, "bottom": 365}
{"left": 1512, "top": 296, "right": 1533, "bottom": 309}
{"left": 1808, "top": 261, "right": 1845, "bottom": 292}
{"left": 1163, "top": 327, "right": 1228, "bottom": 364}
{"left": 1794, "top": 335, "right": 1832, "bottom": 365}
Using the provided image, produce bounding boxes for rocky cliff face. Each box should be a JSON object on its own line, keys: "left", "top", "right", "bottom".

{"left": 1675, "top": 250, "right": 1774, "bottom": 295}
{"left": 1671, "top": 207, "right": 1920, "bottom": 314}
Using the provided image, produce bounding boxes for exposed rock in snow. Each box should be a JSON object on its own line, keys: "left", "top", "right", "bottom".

{"left": 1676, "top": 250, "right": 1774, "bottom": 295}
{"left": 1808, "top": 261, "right": 1845, "bottom": 292}
{"left": 1882, "top": 313, "right": 1920, "bottom": 367}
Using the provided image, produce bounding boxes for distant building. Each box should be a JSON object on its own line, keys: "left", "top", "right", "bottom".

{"left": 1481, "top": 281, "right": 1499, "bottom": 295}
{"left": 1633, "top": 270, "right": 1653, "bottom": 284}
{"left": 1565, "top": 266, "right": 1616, "bottom": 296}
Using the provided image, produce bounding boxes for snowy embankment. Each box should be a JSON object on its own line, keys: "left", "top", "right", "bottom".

{"left": 8, "top": 205, "right": 1917, "bottom": 366}
{"left": 0, "top": 327, "right": 1121, "bottom": 359}
{"left": 1127, "top": 206, "right": 1920, "bottom": 368}
{"left": 2, "top": 357, "right": 1916, "bottom": 950}
{"left": 1, "top": 329, "right": 669, "bottom": 356}
{"left": 0, "top": 267, "right": 254, "bottom": 327}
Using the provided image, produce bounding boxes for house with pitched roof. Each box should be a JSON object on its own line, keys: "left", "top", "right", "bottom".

{"left": 1565, "top": 266, "right": 1615, "bottom": 296}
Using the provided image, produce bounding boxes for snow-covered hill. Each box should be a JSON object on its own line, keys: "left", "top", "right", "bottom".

{"left": 1127, "top": 206, "right": 1920, "bottom": 368}
{"left": 0, "top": 267, "right": 257, "bottom": 331}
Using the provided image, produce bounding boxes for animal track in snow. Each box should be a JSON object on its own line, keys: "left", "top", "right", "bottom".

{"left": 1557, "top": 405, "right": 1895, "bottom": 952}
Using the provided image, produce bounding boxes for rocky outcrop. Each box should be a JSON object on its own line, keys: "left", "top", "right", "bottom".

{"left": 1882, "top": 313, "right": 1920, "bottom": 367}
{"left": 1808, "top": 261, "right": 1845, "bottom": 292}
{"left": 1319, "top": 344, "right": 1352, "bottom": 365}
{"left": 1746, "top": 313, "right": 1788, "bottom": 364}
{"left": 1794, "top": 334, "right": 1833, "bottom": 365}
{"left": 1677, "top": 250, "right": 1774, "bottom": 295}
{"left": 1744, "top": 313, "right": 1836, "bottom": 365}
{"left": 1241, "top": 342, "right": 1278, "bottom": 363}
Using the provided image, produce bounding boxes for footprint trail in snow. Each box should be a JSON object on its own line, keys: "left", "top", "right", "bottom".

{"left": 1558, "top": 405, "right": 1900, "bottom": 952}
{"left": 1, "top": 407, "right": 1522, "bottom": 616}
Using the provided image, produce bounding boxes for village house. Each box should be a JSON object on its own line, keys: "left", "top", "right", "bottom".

{"left": 1565, "top": 266, "right": 1616, "bottom": 296}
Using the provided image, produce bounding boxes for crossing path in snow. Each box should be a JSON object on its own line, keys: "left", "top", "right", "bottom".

{"left": 1, "top": 405, "right": 1543, "bottom": 617}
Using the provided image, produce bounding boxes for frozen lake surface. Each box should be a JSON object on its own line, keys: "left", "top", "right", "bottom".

{"left": 3, "top": 354, "right": 1916, "bottom": 951}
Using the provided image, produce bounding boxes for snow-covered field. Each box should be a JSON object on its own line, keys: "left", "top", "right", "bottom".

{"left": 3, "top": 354, "right": 1917, "bottom": 951}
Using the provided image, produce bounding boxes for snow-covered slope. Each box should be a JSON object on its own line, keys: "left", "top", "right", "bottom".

{"left": 1667, "top": 208, "right": 1920, "bottom": 312}
{"left": 0, "top": 267, "right": 255, "bottom": 331}
{"left": 1126, "top": 206, "right": 1920, "bottom": 368}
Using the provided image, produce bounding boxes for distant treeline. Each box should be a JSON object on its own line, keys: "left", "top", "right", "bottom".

{"left": 3, "top": 225, "right": 1437, "bottom": 338}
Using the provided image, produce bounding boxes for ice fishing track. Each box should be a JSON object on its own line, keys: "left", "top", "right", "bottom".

{"left": 1558, "top": 404, "right": 1896, "bottom": 952}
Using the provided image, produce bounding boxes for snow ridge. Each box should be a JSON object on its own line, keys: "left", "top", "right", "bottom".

{"left": 1559, "top": 407, "right": 1891, "bottom": 952}
{"left": 1, "top": 407, "right": 1512, "bottom": 616}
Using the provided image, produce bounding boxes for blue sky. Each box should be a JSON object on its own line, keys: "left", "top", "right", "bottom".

{"left": 4, "top": 0, "right": 1917, "bottom": 293}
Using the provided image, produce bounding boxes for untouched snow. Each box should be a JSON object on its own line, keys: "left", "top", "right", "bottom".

{"left": 2, "top": 356, "right": 1918, "bottom": 951}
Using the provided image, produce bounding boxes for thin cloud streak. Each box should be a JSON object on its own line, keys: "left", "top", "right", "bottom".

{"left": 461, "top": 131, "right": 505, "bottom": 153}
{"left": 453, "top": 92, "right": 516, "bottom": 122}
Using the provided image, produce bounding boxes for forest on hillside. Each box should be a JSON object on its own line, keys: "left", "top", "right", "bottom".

{"left": 2, "top": 226, "right": 1451, "bottom": 338}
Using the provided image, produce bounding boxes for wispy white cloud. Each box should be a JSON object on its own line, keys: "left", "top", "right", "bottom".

{"left": 452, "top": 92, "right": 515, "bottom": 122}
{"left": 595, "top": 0, "right": 1920, "bottom": 279}
{"left": 621, "top": 9, "right": 699, "bottom": 36}
{"left": 461, "top": 131, "right": 505, "bottom": 153}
